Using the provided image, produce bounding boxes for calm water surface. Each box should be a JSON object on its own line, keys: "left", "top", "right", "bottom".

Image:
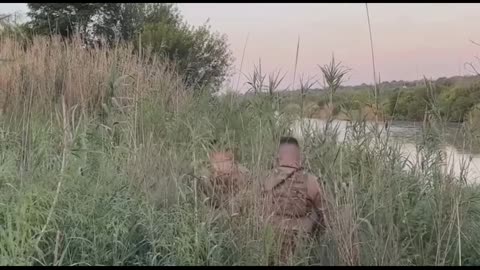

{"left": 293, "top": 118, "right": 480, "bottom": 184}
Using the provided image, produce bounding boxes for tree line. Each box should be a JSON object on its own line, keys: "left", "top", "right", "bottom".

{"left": 13, "top": 3, "right": 234, "bottom": 91}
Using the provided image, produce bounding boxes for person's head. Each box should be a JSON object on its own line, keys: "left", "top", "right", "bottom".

{"left": 276, "top": 136, "right": 301, "bottom": 168}
{"left": 208, "top": 138, "right": 238, "bottom": 162}
{"left": 209, "top": 149, "right": 235, "bottom": 175}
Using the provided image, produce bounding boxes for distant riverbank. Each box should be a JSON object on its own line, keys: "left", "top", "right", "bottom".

{"left": 283, "top": 103, "right": 387, "bottom": 122}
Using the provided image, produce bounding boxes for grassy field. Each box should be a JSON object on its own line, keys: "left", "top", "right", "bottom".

{"left": 1, "top": 36, "right": 480, "bottom": 266}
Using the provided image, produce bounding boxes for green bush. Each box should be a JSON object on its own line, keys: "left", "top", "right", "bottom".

{"left": 386, "top": 88, "right": 427, "bottom": 121}
{"left": 140, "top": 21, "right": 233, "bottom": 90}
{"left": 437, "top": 84, "right": 480, "bottom": 122}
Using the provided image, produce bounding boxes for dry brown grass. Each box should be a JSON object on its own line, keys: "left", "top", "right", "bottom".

{"left": 0, "top": 35, "right": 189, "bottom": 117}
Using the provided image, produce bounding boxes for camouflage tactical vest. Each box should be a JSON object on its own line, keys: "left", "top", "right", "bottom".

{"left": 211, "top": 166, "right": 244, "bottom": 196}
{"left": 264, "top": 167, "right": 309, "bottom": 218}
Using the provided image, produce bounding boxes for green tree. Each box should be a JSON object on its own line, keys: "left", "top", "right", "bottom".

{"left": 438, "top": 84, "right": 480, "bottom": 122}
{"left": 26, "top": 3, "right": 141, "bottom": 43}
{"left": 144, "top": 3, "right": 181, "bottom": 26}
{"left": 140, "top": 19, "right": 233, "bottom": 90}
{"left": 27, "top": 3, "right": 102, "bottom": 37}
{"left": 115, "top": 4, "right": 146, "bottom": 42}
{"left": 97, "top": 4, "right": 182, "bottom": 44}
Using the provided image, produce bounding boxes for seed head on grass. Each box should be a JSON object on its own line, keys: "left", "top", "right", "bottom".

{"left": 245, "top": 59, "right": 266, "bottom": 95}
{"left": 318, "top": 54, "right": 351, "bottom": 107}
{"left": 267, "top": 69, "right": 287, "bottom": 96}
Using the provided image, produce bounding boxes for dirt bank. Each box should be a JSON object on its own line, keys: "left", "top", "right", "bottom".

{"left": 308, "top": 105, "right": 387, "bottom": 122}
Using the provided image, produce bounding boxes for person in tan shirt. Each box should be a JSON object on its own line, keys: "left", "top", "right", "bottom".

{"left": 262, "top": 136, "right": 326, "bottom": 265}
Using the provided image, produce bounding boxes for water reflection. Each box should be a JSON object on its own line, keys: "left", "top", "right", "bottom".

{"left": 293, "top": 118, "right": 480, "bottom": 184}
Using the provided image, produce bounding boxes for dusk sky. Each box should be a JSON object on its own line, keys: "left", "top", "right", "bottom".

{"left": 2, "top": 3, "right": 480, "bottom": 91}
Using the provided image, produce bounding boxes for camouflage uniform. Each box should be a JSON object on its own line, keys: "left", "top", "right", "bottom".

{"left": 262, "top": 166, "right": 325, "bottom": 265}
{"left": 198, "top": 151, "right": 250, "bottom": 217}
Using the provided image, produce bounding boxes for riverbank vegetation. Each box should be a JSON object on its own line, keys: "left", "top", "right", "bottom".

{"left": 1, "top": 4, "right": 480, "bottom": 266}
{"left": 281, "top": 75, "right": 480, "bottom": 126}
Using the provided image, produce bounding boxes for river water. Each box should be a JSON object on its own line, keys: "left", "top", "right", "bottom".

{"left": 293, "top": 118, "right": 480, "bottom": 185}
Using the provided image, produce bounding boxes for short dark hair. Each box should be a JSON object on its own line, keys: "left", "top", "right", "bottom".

{"left": 279, "top": 136, "right": 299, "bottom": 147}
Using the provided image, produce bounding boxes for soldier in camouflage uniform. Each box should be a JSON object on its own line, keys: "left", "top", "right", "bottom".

{"left": 197, "top": 147, "right": 251, "bottom": 217}
{"left": 262, "top": 137, "right": 326, "bottom": 265}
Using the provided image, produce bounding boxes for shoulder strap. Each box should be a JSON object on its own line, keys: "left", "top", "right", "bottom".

{"left": 264, "top": 168, "right": 300, "bottom": 192}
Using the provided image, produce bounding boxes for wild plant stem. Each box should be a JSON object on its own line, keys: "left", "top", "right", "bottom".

{"left": 35, "top": 95, "right": 69, "bottom": 258}
{"left": 236, "top": 33, "right": 249, "bottom": 92}
{"left": 365, "top": 3, "right": 379, "bottom": 124}
{"left": 293, "top": 36, "right": 300, "bottom": 92}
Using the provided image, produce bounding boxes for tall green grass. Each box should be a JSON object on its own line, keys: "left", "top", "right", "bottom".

{"left": 0, "top": 36, "right": 480, "bottom": 266}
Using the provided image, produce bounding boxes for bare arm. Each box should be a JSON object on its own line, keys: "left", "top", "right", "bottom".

{"left": 306, "top": 175, "right": 327, "bottom": 229}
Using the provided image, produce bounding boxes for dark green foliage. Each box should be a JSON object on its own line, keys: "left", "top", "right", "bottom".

{"left": 281, "top": 75, "right": 480, "bottom": 123}
{"left": 27, "top": 3, "right": 102, "bottom": 37}
{"left": 437, "top": 84, "right": 480, "bottom": 122}
{"left": 140, "top": 21, "right": 233, "bottom": 90}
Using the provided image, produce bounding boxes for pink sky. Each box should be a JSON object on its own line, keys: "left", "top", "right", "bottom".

{"left": 3, "top": 3, "right": 480, "bottom": 91}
